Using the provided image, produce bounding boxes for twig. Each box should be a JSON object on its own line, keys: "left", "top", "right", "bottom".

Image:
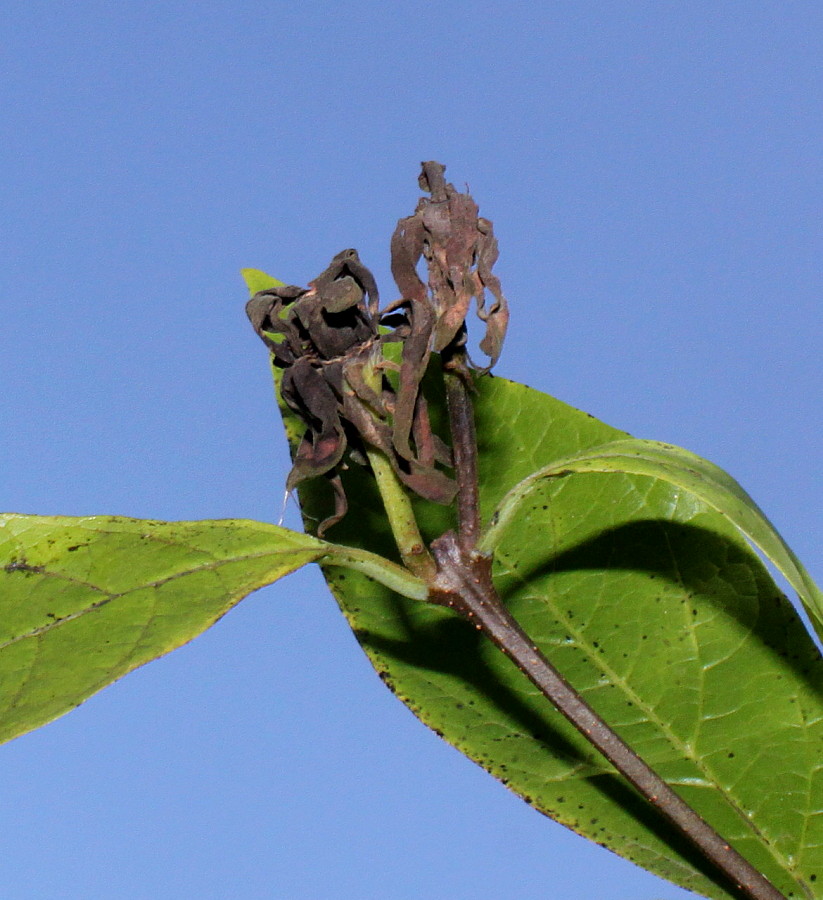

{"left": 433, "top": 359, "right": 787, "bottom": 900}
{"left": 361, "top": 357, "right": 437, "bottom": 581}
{"left": 427, "top": 530, "right": 787, "bottom": 900}
{"left": 364, "top": 441, "right": 436, "bottom": 581}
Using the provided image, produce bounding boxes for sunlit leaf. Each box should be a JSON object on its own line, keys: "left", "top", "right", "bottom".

{"left": 285, "top": 373, "right": 822, "bottom": 900}
{"left": 240, "top": 267, "right": 285, "bottom": 293}
{"left": 0, "top": 514, "right": 424, "bottom": 744}
{"left": 480, "top": 436, "right": 823, "bottom": 639}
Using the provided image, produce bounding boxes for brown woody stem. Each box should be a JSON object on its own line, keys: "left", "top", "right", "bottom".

{"left": 443, "top": 364, "right": 481, "bottom": 552}
{"left": 433, "top": 351, "right": 786, "bottom": 900}
{"left": 427, "top": 533, "right": 786, "bottom": 900}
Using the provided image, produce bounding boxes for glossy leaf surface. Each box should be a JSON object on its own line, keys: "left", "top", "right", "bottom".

{"left": 290, "top": 373, "right": 823, "bottom": 900}
{"left": 480, "top": 436, "right": 823, "bottom": 639}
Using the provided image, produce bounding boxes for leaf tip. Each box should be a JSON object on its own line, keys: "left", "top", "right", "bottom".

{"left": 241, "top": 268, "right": 286, "bottom": 296}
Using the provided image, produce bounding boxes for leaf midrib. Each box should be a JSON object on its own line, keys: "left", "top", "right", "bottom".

{"left": 0, "top": 546, "right": 312, "bottom": 651}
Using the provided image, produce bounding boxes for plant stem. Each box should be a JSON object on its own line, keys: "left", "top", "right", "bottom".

{"left": 435, "top": 360, "right": 787, "bottom": 900}
{"left": 356, "top": 350, "right": 436, "bottom": 580}
{"left": 319, "top": 544, "right": 428, "bottom": 601}
{"left": 444, "top": 367, "right": 481, "bottom": 551}
{"left": 428, "top": 532, "right": 787, "bottom": 900}
{"left": 364, "top": 443, "right": 436, "bottom": 580}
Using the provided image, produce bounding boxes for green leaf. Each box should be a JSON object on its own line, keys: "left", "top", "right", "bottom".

{"left": 286, "top": 373, "right": 823, "bottom": 900}
{"left": 479, "top": 437, "right": 823, "bottom": 639}
{"left": 0, "top": 514, "right": 425, "bottom": 745}
{"left": 240, "top": 268, "right": 285, "bottom": 293}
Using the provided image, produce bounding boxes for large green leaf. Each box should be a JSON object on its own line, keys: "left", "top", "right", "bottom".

{"left": 0, "top": 514, "right": 424, "bottom": 745}
{"left": 480, "top": 437, "right": 823, "bottom": 639}
{"left": 285, "top": 373, "right": 823, "bottom": 900}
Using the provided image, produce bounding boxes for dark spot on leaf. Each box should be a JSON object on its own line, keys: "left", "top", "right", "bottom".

{"left": 67, "top": 545, "right": 81, "bottom": 552}
{"left": 377, "top": 670, "right": 396, "bottom": 691}
{"left": 4, "top": 560, "right": 44, "bottom": 575}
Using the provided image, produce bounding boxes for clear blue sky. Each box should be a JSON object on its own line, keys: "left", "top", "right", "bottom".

{"left": 2, "top": 3, "right": 821, "bottom": 898}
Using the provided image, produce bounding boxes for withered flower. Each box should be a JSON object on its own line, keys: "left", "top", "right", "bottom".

{"left": 247, "top": 249, "right": 455, "bottom": 535}
{"left": 247, "top": 163, "right": 508, "bottom": 536}
{"left": 390, "top": 160, "right": 509, "bottom": 373}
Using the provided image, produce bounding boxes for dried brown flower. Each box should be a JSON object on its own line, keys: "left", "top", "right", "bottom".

{"left": 390, "top": 161, "right": 509, "bottom": 372}
{"left": 247, "top": 249, "right": 455, "bottom": 535}
{"left": 247, "top": 163, "right": 508, "bottom": 536}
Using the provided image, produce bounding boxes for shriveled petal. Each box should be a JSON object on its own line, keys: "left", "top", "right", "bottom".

{"left": 317, "top": 474, "right": 348, "bottom": 538}
{"left": 380, "top": 297, "right": 436, "bottom": 461}
{"left": 281, "top": 359, "right": 347, "bottom": 488}
{"left": 390, "top": 161, "right": 509, "bottom": 370}
{"left": 246, "top": 287, "right": 305, "bottom": 366}
{"left": 390, "top": 215, "right": 427, "bottom": 304}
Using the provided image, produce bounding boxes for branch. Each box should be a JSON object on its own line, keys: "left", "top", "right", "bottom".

{"left": 427, "top": 531, "right": 787, "bottom": 900}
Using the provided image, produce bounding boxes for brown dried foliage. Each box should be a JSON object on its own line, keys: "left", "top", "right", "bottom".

{"left": 246, "top": 162, "right": 508, "bottom": 535}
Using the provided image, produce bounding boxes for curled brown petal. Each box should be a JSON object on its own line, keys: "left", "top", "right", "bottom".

{"left": 248, "top": 220, "right": 475, "bottom": 534}
{"left": 317, "top": 474, "right": 348, "bottom": 538}
{"left": 281, "top": 358, "right": 347, "bottom": 489}
{"left": 390, "top": 215, "right": 427, "bottom": 305}
{"left": 246, "top": 285, "right": 307, "bottom": 366}
{"left": 389, "top": 161, "right": 509, "bottom": 371}
{"left": 380, "top": 296, "right": 436, "bottom": 462}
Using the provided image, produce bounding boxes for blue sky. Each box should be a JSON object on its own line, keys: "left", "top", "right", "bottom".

{"left": 2, "top": 3, "right": 821, "bottom": 898}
